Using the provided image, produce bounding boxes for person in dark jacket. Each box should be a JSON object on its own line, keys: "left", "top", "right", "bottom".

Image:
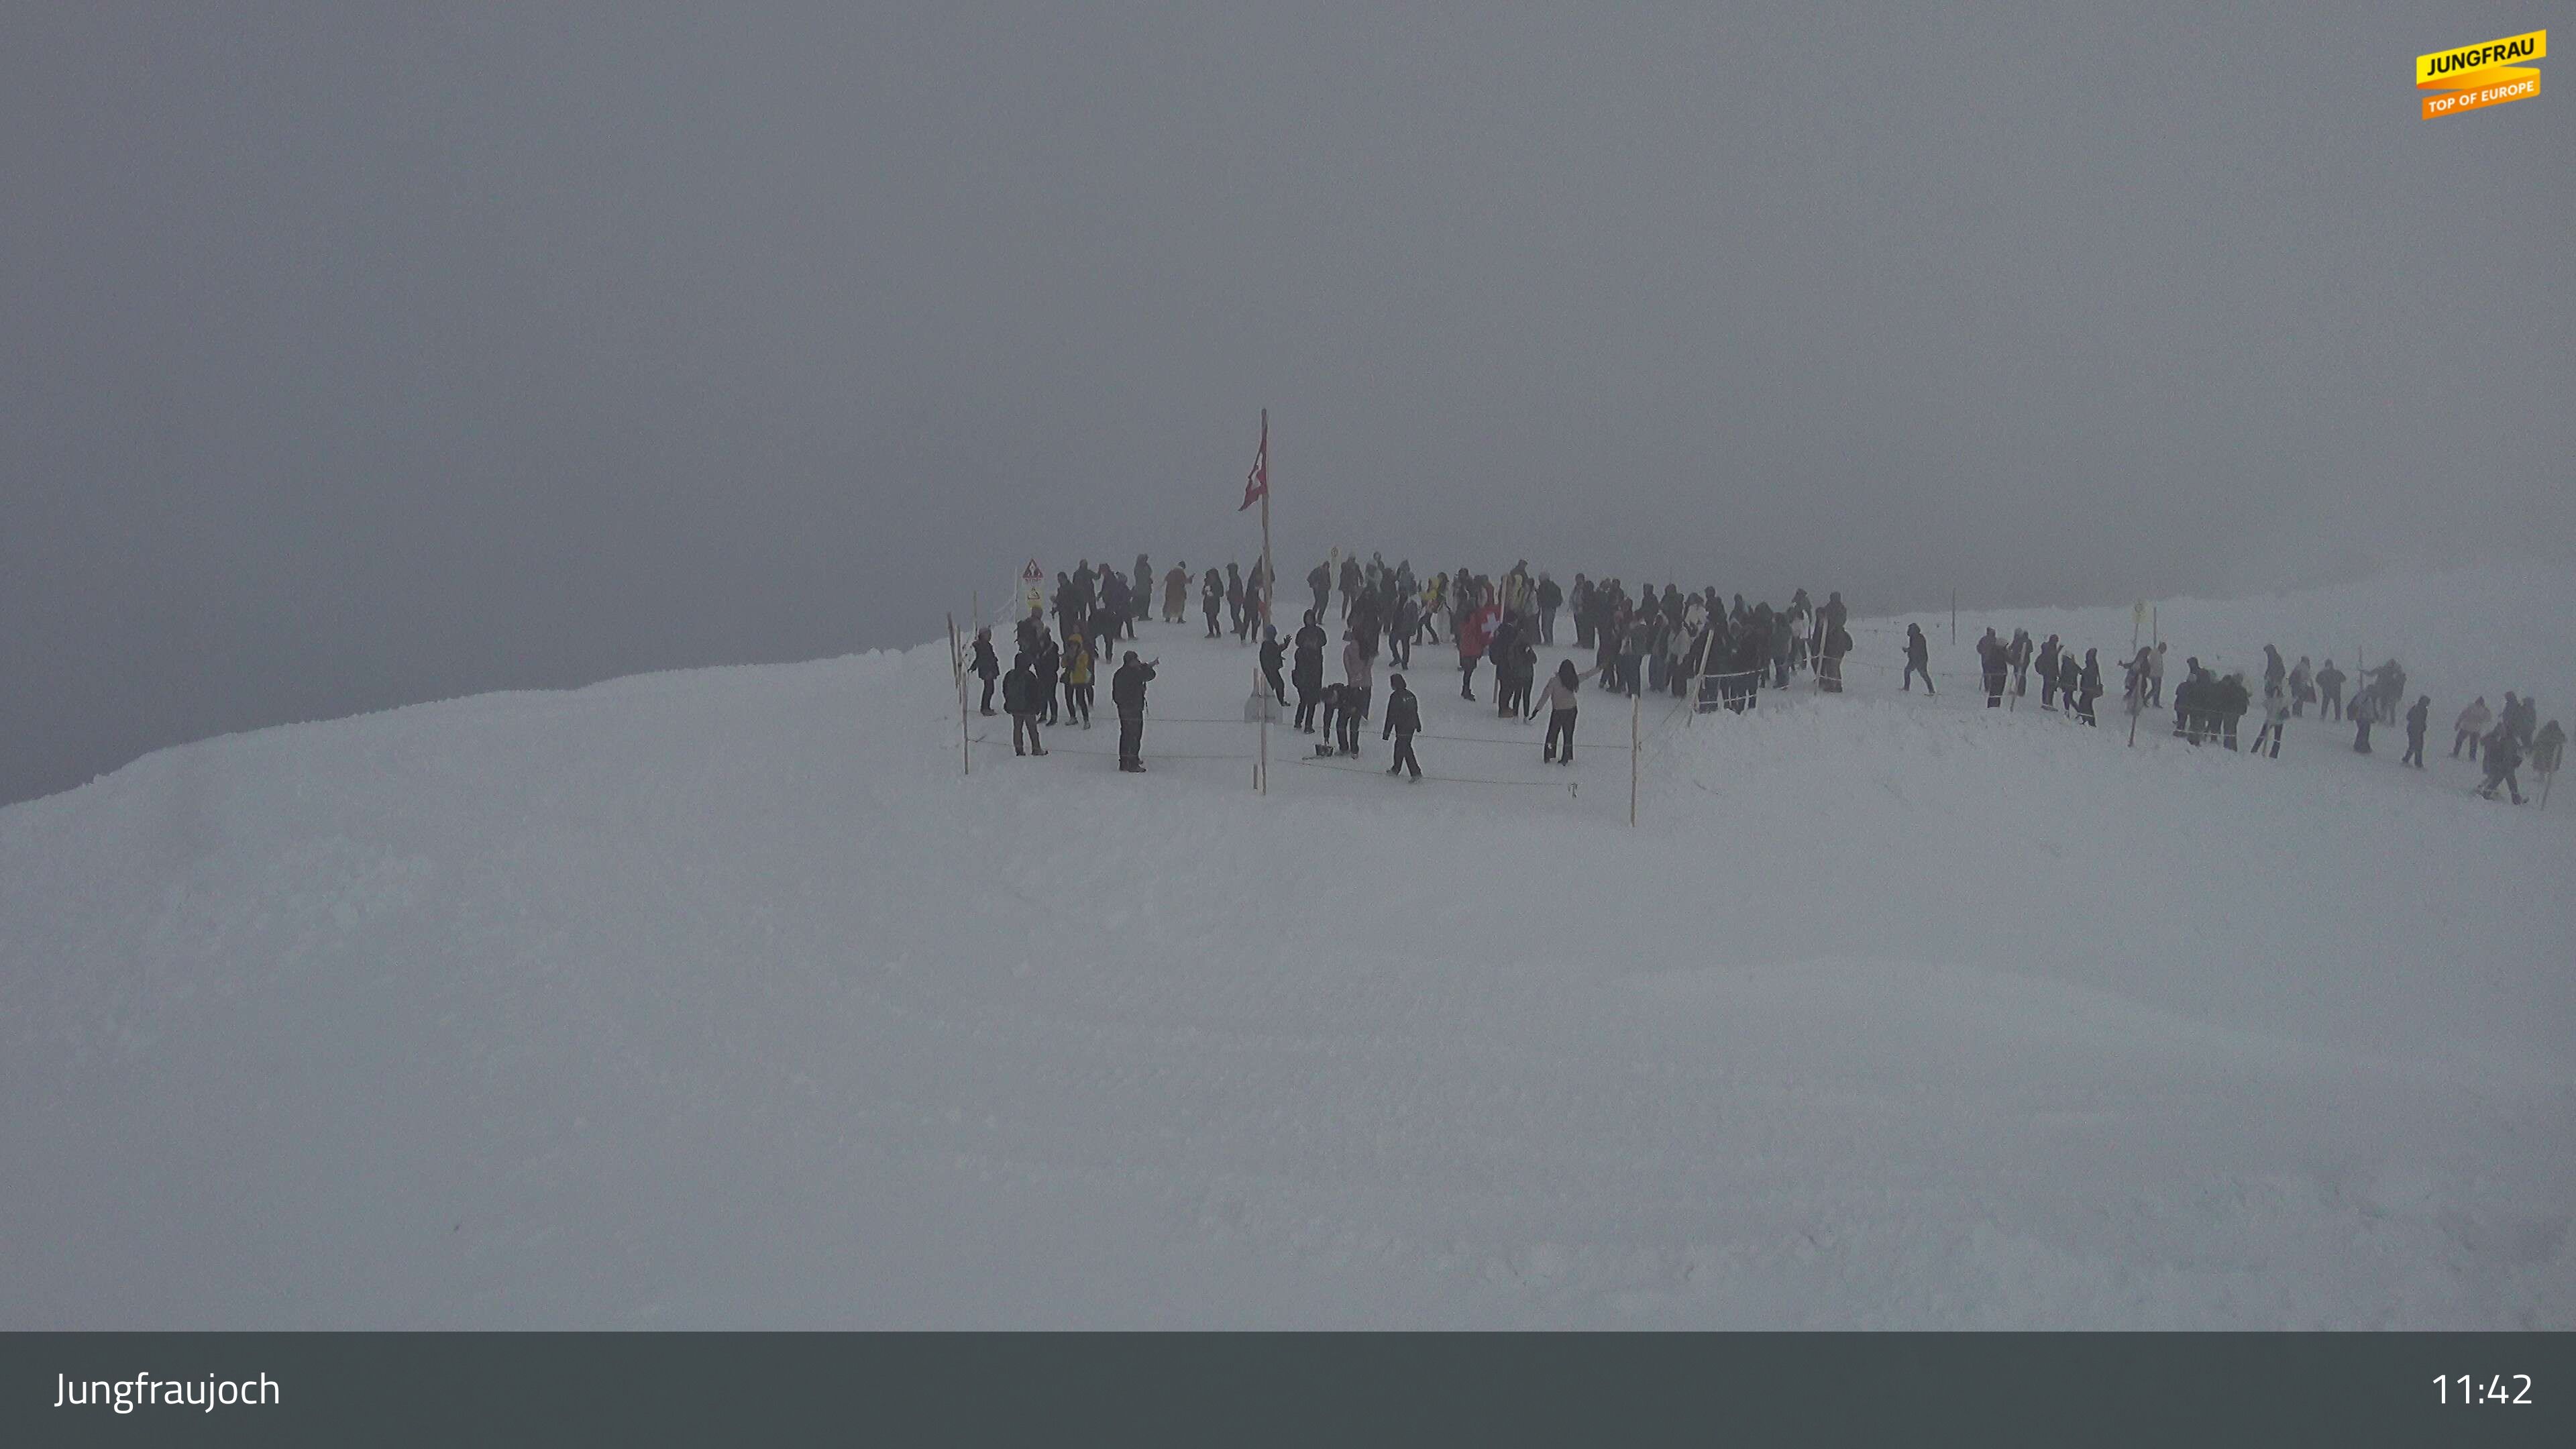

{"left": 2215, "top": 672, "right": 2249, "bottom": 749}
{"left": 970, "top": 628, "right": 1001, "bottom": 715}
{"left": 2402, "top": 696, "right": 2430, "bottom": 767}
{"left": 2059, "top": 651, "right": 2084, "bottom": 723}
{"left": 1535, "top": 574, "right": 1563, "bottom": 645}
{"left": 1382, "top": 673, "right": 1424, "bottom": 779}
{"left": 1292, "top": 610, "right": 1328, "bottom": 731}
{"left": 1820, "top": 621, "right": 1851, "bottom": 693}
{"left": 1976, "top": 628, "right": 2008, "bottom": 706}
{"left": 1032, "top": 632, "right": 1061, "bottom": 725}
{"left": 2315, "top": 659, "right": 2346, "bottom": 720}
{"left": 2036, "top": 635, "right": 2062, "bottom": 708}
{"left": 1111, "top": 652, "right": 1157, "bottom": 771}
{"left": 1003, "top": 653, "right": 1046, "bottom": 756}
{"left": 1315, "top": 682, "right": 1346, "bottom": 756}
{"left": 2076, "top": 649, "right": 2103, "bottom": 726}
{"left": 1258, "top": 625, "right": 1290, "bottom": 706}
{"left": 1902, "top": 623, "right": 1934, "bottom": 694}
{"left": 2351, "top": 688, "right": 2373, "bottom": 753}
{"left": 2476, "top": 723, "right": 2525, "bottom": 804}
{"left": 1201, "top": 566, "right": 1225, "bottom": 637}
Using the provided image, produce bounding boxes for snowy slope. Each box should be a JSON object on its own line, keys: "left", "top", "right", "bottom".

{"left": 1, "top": 567, "right": 2570, "bottom": 1328}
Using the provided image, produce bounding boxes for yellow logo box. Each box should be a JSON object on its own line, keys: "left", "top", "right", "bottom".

{"left": 2416, "top": 29, "right": 2544, "bottom": 87}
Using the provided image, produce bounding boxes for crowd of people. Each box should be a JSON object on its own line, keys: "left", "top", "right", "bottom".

{"left": 959, "top": 551, "right": 2561, "bottom": 806}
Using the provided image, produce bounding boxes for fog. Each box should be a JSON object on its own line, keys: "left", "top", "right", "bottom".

{"left": 5, "top": 3, "right": 2568, "bottom": 805}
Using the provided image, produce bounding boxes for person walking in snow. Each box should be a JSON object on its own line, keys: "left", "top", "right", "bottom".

{"left": 1902, "top": 623, "right": 1935, "bottom": 694}
{"left": 2036, "top": 635, "right": 2063, "bottom": 708}
{"left": 2251, "top": 676, "right": 2288, "bottom": 756}
{"left": 2076, "top": 649, "right": 2104, "bottom": 727}
{"left": 2351, "top": 687, "right": 2374, "bottom": 753}
{"left": 1381, "top": 673, "right": 1424, "bottom": 780}
{"left": 1003, "top": 653, "right": 1046, "bottom": 757}
{"left": 2453, "top": 697, "right": 2492, "bottom": 759}
{"left": 2288, "top": 655, "right": 2313, "bottom": 716}
{"left": 970, "top": 627, "right": 1001, "bottom": 716}
{"left": 2402, "top": 695, "right": 2429, "bottom": 767}
{"left": 2008, "top": 628, "right": 2033, "bottom": 699}
{"left": 2475, "top": 722, "right": 2526, "bottom": 804}
{"left": 2529, "top": 718, "right": 2565, "bottom": 796}
{"left": 1977, "top": 627, "right": 2008, "bottom": 707}
{"left": 1111, "top": 651, "right": 1157, "bottom": 772}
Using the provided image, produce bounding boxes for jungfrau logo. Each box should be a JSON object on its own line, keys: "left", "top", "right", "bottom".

{"left": 2417, "top": 29, "right": 2544, "bottom": 118}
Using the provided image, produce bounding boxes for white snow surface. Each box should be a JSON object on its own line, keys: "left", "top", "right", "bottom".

{"left": 3, "top": 565, "right": 2571, "bottom": 1328}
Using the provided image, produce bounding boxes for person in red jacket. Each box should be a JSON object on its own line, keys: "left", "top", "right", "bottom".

{"left": 1455, "top": 590, "right": 1499, "bottom": 701}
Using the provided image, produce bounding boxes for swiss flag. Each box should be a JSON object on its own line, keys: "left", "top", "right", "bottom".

{"left": 1238, "top": 413, "right": 1267, "bottom": 511}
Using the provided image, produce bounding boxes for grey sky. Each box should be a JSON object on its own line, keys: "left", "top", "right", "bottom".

{"left": 5, "top": 3, "right": 2569, "bottom": 805}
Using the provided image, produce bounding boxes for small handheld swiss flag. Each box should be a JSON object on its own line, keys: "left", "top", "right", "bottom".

{"left": 1238, "top": 413, "right": 1268, "bottom": 512}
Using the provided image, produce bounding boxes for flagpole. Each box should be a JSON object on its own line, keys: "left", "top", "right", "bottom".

{"left": 1258, "top": 408, "right": 1271, "bottom": 796}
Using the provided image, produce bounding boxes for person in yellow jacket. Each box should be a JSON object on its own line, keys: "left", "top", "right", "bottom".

{"left": 1061, "top": 629, "right": 1095, "bottom": 728}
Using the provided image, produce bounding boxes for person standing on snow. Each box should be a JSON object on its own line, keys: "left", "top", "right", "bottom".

{"left": 1456, "top": 590, "right": 1497, "bottom": 702}
{"left": 1200, "top": 566, "right": 1224, "bottom": 637}
{"left": 1903, "top": 623, "right": 1935, "bottom": 694}
{"left": 1536, "top": 572, "right": 1563, "bottom": 645}
{"left": 2077, "top": 649, "right": 2104, "bottom": 727}
{"left": 1003, "top": 653, "right": 1046, "bottom": 757}
{"left": 1111, "top": 651, "right": 1158, "bottom": 772}
{"left": 1132, "top": 555, "right": 1154, "bottom": 631}
{"left": 1032, "top": 630, "right": 1061, "bottom": 726}
{"left": 1061, "top": 629, "right": 1095, "bottom": 727}
{"left": 1258, "top": 625, "right": 1290, "bottom": 706}
{"left": 2037, "top": 634, "right": 2063, "bottom": 708}
{"left": 1341, "top": 631, "right": 1375, "bottom": 755}
{"left": 2008, "top": 629, "right": 2033, "bottom": 699}
{"left": 2146, "top": 641, "right": 2168, "bottom": 707}
{"left": 2402, "top": 695, "right": 2430, "bottom": 767}
{"left": 2288, "top": 655, "right": 2313, "bottom": 716}
{"left": 1820, "top": 619, "right": 1851, "bottom": 693}
{"left": 1530, "top": 657, "right": 1600, "bottom": 763}
{"left": 1292, "top": 610, "right": 1329, "bottom": 733}
{"left": 2453, "top": 697, "right": 2492, "bottom": 759}
{"left": 1381, "top": 673, "right": 1424, "bottom": 780}
{"left": 970, "top": 627, "right": 1002, "bottom": 716}
{"left": 2528, "top": 718, "right": 2565, "bottom": 787}
{"left": 2314, "top": 659, "right": 2345, "bottom": 720}
{"left": 1977, "top": 627, "right": 2008, "bottom": 707}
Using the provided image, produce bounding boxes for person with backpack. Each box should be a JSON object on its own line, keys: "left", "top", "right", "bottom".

{"left": 969, "top": 627, "right": 1001, "bottom": 716}
{"left": 1111, "top": 651, "right": 1158, "bottom": 771}
{"left": 1381, "top": 673, "right": 1424, "bottom": 780}
{"left": 1003, "top": 653, "right": 1046, "bottom": 757}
